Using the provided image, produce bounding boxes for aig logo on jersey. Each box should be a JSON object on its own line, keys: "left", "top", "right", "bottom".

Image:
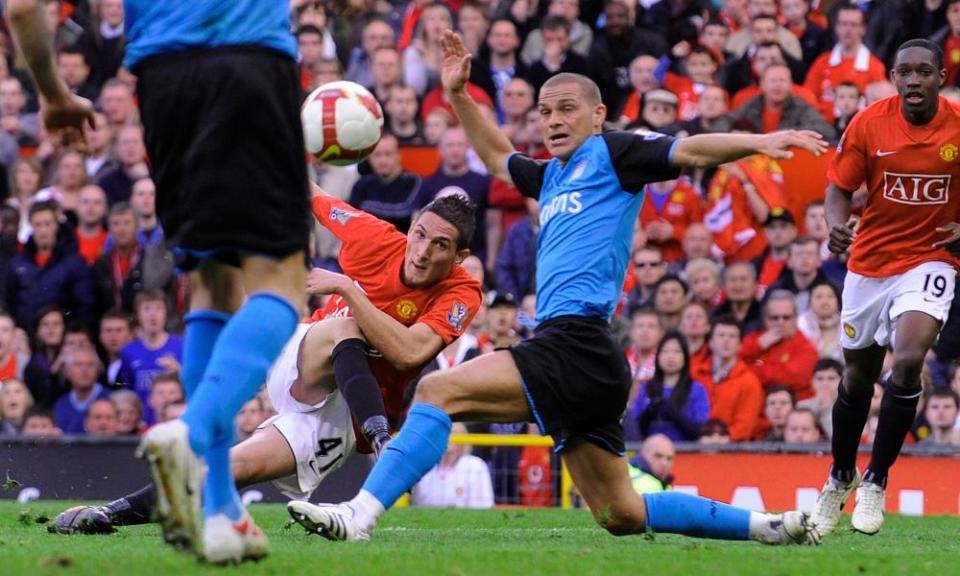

{"left": 882, "top": 172, "right": 950, "bottom": 205}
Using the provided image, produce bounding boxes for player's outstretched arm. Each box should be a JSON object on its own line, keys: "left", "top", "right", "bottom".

{"left": 306, "top": 269, "right": 445, "bottom": 371}
{"left": 825, "top": 183, "right": 856, "bottom": 255}
{"left": 671, "top": 130, "right": 828, "bottom": 168}
{"left": 440, "top": 30, "right": 515, "bottom": 182}
{"left": 8, "top": 0, "right": 94, "bottom": 149}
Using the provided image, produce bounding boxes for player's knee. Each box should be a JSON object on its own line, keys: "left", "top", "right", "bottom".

{"left": 595, "top": 508, "right": 645, "bottom": 537}
{"left": 843, "top": 364, "right": 880, "bottom": 396}
{"left": 328, "top": 317, "right": 364, "bottom": 344}
{"left": 891, "top": 347, "right": 926, "bottom": 386}
{"left": 413, "top": 372, "right": 454, "bottom": 410}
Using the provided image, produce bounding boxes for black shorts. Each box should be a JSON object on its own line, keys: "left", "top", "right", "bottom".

{"left": 508, "top": 316, "right": 631, "bottom": 456}
{"left": 135, "top": 46, "right": 310, "bottom": 268}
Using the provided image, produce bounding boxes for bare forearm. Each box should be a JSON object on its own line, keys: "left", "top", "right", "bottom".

{"left": 825, "top": 184, "right": 853, "bottom": 229}
{"left": 447, "top": 90, "right": 515, "bottom": 179}
{"left": 742, "top": 182, "right": 771, "bottom": 223}
{"left": 8, "top": 0, "right": 72, "bottom": 103}
{"left": 672, "top": 133, "right": 767, "bottom": 169}
{"left": 338, "top": 283, "right": 435, "bottom": 370}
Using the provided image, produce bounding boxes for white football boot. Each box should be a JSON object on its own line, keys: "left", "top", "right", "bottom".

{"left": 753, "top": 511, "right": 822, "bottom": 545}
{"left": 851, "top": 481, "right": 885, "bottom": 535}
{"left": 137, "top": 420, "right": 205, "bottom": 553}
{"left": 202, "top": 510, "right": 269, "bottom": 564}
{"left": 287, "top": 501, "right": 372, "bottom": 542}
{"left": 810, "top": 469, "right": 861, "bottom": 535}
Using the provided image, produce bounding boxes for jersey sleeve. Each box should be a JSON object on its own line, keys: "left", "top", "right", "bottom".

{"left": 827, "top": 110, "right": 867, "bottom": 192}
{"left": 601, "top": 131, "right": 682, "bottom": 193}
{"left": 416, "top": 280, "right": 483, "bottom": 346}
{"left": 506, "top": 153, "right": 548, "bottom": 199}
{"left": 312, "top": 195, "right": 404, "bottom": 266}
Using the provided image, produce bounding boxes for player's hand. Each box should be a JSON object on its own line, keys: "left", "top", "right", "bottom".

{"left": 440, "top": 30, "right": 472, "bottom": 95}
{"left": 758, "top": 130, "right": 829, "bottom": 160}
{"left": 42, "top": 93, "right": 95, "bottom": 151}
{"left": 306, "top": 267, "right": 350, "bottom": 296}
{"left": 932, "top": 222, "right": 960, "bottom": 257}
{"left": 828, "top": 217, "right": 857, "bottom": 255}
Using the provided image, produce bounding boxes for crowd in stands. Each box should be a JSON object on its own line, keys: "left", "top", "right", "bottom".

{"left": 2, "top": 0, "right": 960, "bottom": 509}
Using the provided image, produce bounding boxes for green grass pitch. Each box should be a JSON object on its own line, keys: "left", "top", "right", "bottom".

{"left": 1, "top": 502, "right": 958, "bottom": 575}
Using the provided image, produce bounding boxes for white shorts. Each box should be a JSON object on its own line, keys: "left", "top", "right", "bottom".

{"left": 259, "top": 323, "right": 357, "bottom": 500}
{"left": 840, "top": 261, "right": 956, "bottom": 350}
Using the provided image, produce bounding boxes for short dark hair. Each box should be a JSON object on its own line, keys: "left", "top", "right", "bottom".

{"left": 751, "top": 13, "right": 778, "bottom": 25}
{"left": 420, "top": 195, "right": 477, "bottom": 251}
{"left": 766, "top": 383, "right": 797, "bottom": 405}
{"left": 813, "top": 358, "right": 843, "bottom": 377}
{"left": 109, "top": 201, "right": 134, "bottom": 219}
{"left": 296, "top": 24, "right": 323, "bottom": 38}
{"left": 896, "top": 38, "right": 944, "bottom": 70}
{"left": 654, "top": 274, "right": 689, "bottom": 296}
{"left": 928, "top": 388, "right": 960, "bottom": 408}
{"left": 57, "top": 45, "right": 87, "bottom": 63}
{"left": 688, "top": 45, "right": 720, "bottom": 67}
{"left": 541, "top": 14, "right": 571, "bottom": 34}
{"left": 28, "top": 200, "right": 59, "bottom": 221}
{"left": 791, "top": 235, "right": 821, "bottom": 250}
{"left": 710, "top": 314, "right": 742, "bottom": 338}
{"left": 23, "top": 406, "right": 55, "bottom": 424}
{"left": 101, "top": 308, "right": 134, "bottom": 328}
{"left": 835, "top": 81, "right": 860, "bottom": 95}
{"left": 134, "top": 289, "right": 167, "bottom": 312}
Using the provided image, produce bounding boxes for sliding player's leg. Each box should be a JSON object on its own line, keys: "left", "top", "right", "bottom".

{"left": 562, "top": 439, "right": 818, "bottom": 544}
{"left": 288, "top": 350, "right": 530, "bottom": 540}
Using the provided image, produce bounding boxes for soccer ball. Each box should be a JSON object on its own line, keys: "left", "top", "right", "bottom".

{"left": 301, "top": 81, "right": 384, "bottom": 166}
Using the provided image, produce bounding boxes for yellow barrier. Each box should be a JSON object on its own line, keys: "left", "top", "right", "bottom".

{"left": 448, "top": 433, "right": 575, "bottom": 509}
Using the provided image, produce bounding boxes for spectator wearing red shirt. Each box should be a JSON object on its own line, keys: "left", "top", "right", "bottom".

{"left": 699, "top": 315, "right": 764, "bottom": 442}
{"left": 639, "top": 177, "right": 704, "bottom": 263}
{"left": 937, "top": 0, "right": 960, "bottom": 86}
{"left": 752, "top": 207, "right": 797, "bottom": 297}
{"left": 618, "top": 54, "right": 661, "bottom": 123}
{"left": 0, "top": 311, "right": 29, "bottom": 381}
{"left": 75, "top": 185, "right": 109, "bottom": 266}
{"left": 740, "top": 290, "right": 818, "bottom": 401}
{"left": 780, "top": 0, "right": 830, "bottom": 76}
{"left": 92, "top": 203, "right": 141, "bottom": 318}
{"left": 664, "top": 47, "right": 720, "bottom": 121}
{"left": 803, "top": 6, "right": 886, "bottom": 122}
{"left": 704, "top": 153, "right": 785, "bottom": 264}
{"left": 679, "top": 301, "right": 712, "bottom": 378}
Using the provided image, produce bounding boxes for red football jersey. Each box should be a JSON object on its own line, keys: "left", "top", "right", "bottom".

{"left": 310, "top": 195, "right": 483, "bottom": 425}
{"left": 827, "top": 96, "right": 960, "bottom": 278}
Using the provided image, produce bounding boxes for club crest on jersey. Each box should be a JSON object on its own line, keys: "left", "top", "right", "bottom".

{"left": 843, "top": 322, "right": 857, "bottom": 339}
{"left": 569, "top": 161, "right": 588, "bottom": 182}
{"left": 330, "top": 207, "right": 359, "bottom": 226}
{"left": 882, "top": 172, "right": 950, "bottom": 205}
{"left": 396, "top": 299, "right": 419, "bottom": 320}
{"left": 940, "top": 144, "right": 958, "bottom": 162}
{"left": 447, "top": 301, "right": 468, "bottom": 332}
